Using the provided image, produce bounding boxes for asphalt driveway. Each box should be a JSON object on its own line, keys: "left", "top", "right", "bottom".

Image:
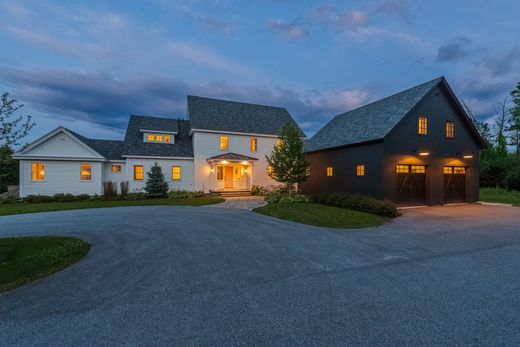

{"left": 1, "top": 203, "right": 520, "bottom": 346}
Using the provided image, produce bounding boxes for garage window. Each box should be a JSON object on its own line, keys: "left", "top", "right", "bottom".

{"left": 454, "top": 167, "right": 466, "bottom": 174}
{"left": 396, "top": 165, "right": 409, "bottom": 173}
{"left": 443, "top": 166, "right": 453, "bottom": 174}
{"left": 356, "top": 164, "right": 365, "bottom": 176}
{"left": 327, "top": 166, "right": 333, "bottom": 176}
{"left": 411, "top": 165, "right": 425, "bottom": 174}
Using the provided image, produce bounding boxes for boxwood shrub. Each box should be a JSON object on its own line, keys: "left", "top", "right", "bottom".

{"left": 311, "top": 192, "right": 398, "bottom": 217}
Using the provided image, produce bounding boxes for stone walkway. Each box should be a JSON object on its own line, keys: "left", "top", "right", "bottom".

{"left": 213, "top": 196, "right": 267, "bottom": 210}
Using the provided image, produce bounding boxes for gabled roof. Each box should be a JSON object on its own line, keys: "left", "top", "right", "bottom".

{"left": 123, "top": 116, "right": 193, "bottom": 158}
{"left": 305, "top": 77, "right": 447, "bottom": 153}
{"left": 207, "top": 152, "right": 258, "bottom": 161}
{"left": 187, "top": 95, "right": 304, "bottom": 136}
{"left": 67, "top": 129, "right": 125, "bottom": 160}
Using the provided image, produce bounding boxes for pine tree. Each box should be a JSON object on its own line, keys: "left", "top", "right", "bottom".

{"left": 144, "top": 163, "right": 169, "bottom": 198}
{"left": 508, "top": 82, "right": 520, "bottom": 156}
{"left": 266, "top": 122, "right": 309, "bottom": 191}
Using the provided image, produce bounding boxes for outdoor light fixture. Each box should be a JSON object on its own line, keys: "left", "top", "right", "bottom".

{"left": 463, "top": 155, "right": 473, "bottom": 159}
{"left": 210, "top": 167, "right": 214, "bottom": 174}
{"left": 221, "top": 160, "right": 228, "bottom": 164}
{"left": 244, "top": 168, "right": 248, "bottom": 174}
{"left": 418, "top": 152, "right": 430, "bottom": 156}
{"left": 241, "top": 161, "right": 248, "bottom": 165}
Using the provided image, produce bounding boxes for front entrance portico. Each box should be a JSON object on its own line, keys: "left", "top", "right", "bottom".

{"left": 207, "top": 152, "right": 258, "bottom": 192}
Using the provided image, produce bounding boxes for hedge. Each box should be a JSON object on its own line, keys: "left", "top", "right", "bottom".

{"left": 311, "top": 192, "right": 398, "bottom": 218}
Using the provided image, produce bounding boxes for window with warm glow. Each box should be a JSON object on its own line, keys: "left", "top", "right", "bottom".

{"left": 396, "top": 165, "right": 409, "bottom": 173}
{"left": 220, "top": 136, "right": 228, "bottom": 150}
{"left": 147, "top": 134, "right": 155, "bottom": 141}
{"left": 234, "top": 166, "right": 241, "bottom": 180}
{"left": 250, "top": 137, "right": 257, "bottom": 152}
{"left": 327, "top": 166, "right": 333, "bottom": 176}
{"left": 267, "top": 165, "right": 274, "bottom": 178}
{"left": 454, "top": 167, "right": 466, "bottom": 174}
{"left": 164, "top": 135, "right": 171, "bottom": 142}
{"left": 31, "top": 162, "right": 45, "bottom": 181}
{"left": 156, "top": 135, "right": 163, "bottom": 142}
{"left": 356, "top": 164, "right": 365, "bottom": 176}
{"left": 80, "top": 164, "right": 92, "bottom": 181}
{"left": 445, "top": 121, "right": 455, "bottom": 139}
{"left": 134, "top": 165, "right": 144, "bottom": 180}
{"left": 443, "top": 166, "right": 453, "bottom": 174}
{"left": 276, "top": 139, "right": 283, "bottom": 148}
{"left": 172, "top": 166, "right": 181, "bottom": 180}
{"left": 111, "top": 165, "right": 121, "bottom": 173}
{"left": 217, "top": 166, "right": 224, "bottom": 180}
{"left": 411, "top": 165, "right": 426, "bottom": 174}
{"left": 418, "top": 116, "right": 428, "bottom": 135}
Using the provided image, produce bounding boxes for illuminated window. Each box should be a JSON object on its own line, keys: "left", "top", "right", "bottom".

{"left": 356, "top": 164, "right": 365, "bottom": 176}
{"left": 80, "top": 164, "right": 92, "bottom": 181}
{"left": 267, "top": 165, "right": 274, "bottom": 178}
{"left": 234, "top": 166, "right": 241, "bottom": 181}
{"left": 445, "top": 121, "right": 455, "bottom": 139}
{"left": 172, "top": 166, "right": 181, "bottom": 180}
{"left": 418, "top": 116, "right": 428, "bottom": 135}
{"left": 443, "top": 166, "right": 453, "bottom": 174}
{"left": 147, "top": 134, "right": 155, "bottom": 141}
{"left": 155, "top": 135, "right": 163, "bottom": 142}
{"left": 411, "top": 165, "right": 426, "bottom": 174}
{"left": 216, "top": 166, "right": 224, "bottom": 180}
{"left": 111, "top": 165, "right": 121, "bottom": 173}
{"left": 164, "top": 135, "right": 171, "bottom": 142}
{"left": 276, "top": 139, "right": 283, "bottom": 148}
{"left": 250, "top": 137, "right": 257, "bottom": 152}
{"left": 31, "top": 162, "right": 45, "bottom": 181}
{"left": 396, "top": 165, "right": 409, "bottom": 173}
{"left": 454, "top": 167, "right": 466, "bottom": 174}
{"left": 134, "top": 165, "right": 144, "bottom": 180}
{"left": 220, "top": 136, "right": 228, "bottom": 150}
{"left": 327, "top": 166, "right": 333, "bottom": 177}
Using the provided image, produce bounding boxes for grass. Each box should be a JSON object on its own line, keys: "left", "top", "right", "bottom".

{"left": 254, "top": 203, "right": 385, "bottom": 228}
{"left": 0, "top": 197, "right": 225, "bottom": 216}
{"left": 480, "top": 187, "right": 520, "bottom": 206}
{"left": 0, "top": 236, "right": 91, "bottom": 293}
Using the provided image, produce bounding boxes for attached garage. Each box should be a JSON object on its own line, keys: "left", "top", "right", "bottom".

{"left": 396, "top": 164, "right": 426, "bottom": 206}
{"left": 443, "top": 166, "right": 466, "bottom": 203}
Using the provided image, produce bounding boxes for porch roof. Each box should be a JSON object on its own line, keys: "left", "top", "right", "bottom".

{"left": 207, "top": 152, "right": 258, "bottom": 162}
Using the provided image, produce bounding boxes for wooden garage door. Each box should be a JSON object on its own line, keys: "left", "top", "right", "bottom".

{"left": 396, "top": 165, "right": 426, "bottom": 206}
{"left": 444, "top": 166, "right": 466, "bottom": 203}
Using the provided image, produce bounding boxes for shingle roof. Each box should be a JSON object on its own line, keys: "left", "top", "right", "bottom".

{"left": 123, "top": 116, "right": 193, "bottom": 158}
{"left": 67, "top": 129, "right": 125, "bottom": 160}
{"left": 207, "top": 152, "right": 259, "bottom": 161}
{"left": 187, "top": 95, "right": 304, "bottom": 136}
{"left": 305, "top": 77, "right": 444, "bottom": 153}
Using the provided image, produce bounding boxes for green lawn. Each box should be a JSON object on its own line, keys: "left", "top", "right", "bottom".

{"left": 0, "top": 236, "right": 91, "bottom": 293}
{"left": 254, "top": 203, "right": 385, "bottom": 228}
{"left": 480, "top": 188, "right": 520, "bottom": 206}
{"left": 0, "top": 197, "right": 225, "bottom": 216}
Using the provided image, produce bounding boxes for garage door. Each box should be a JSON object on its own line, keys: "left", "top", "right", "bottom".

{"left": 396, "top": 165, "right": 426, "bottom": 206}
{"left": 444, "top": 166, "right": 466, "bottom": 203}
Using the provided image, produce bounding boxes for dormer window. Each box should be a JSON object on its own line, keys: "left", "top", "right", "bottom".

{"left": 143, "top": 131, "right": 175, "bottom": 144}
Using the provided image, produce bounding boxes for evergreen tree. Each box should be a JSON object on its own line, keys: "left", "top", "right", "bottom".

{"left": 144, "top": 163, "right": 169, "bottom": 198}
{"left": 266, "top": 122, "right": 309, "bottom": 191}
{"left": 508, "top": 82, "right": 520, "bottom": 156}
{"left": 0, "top": 145, "right": 18, "bottom": 193}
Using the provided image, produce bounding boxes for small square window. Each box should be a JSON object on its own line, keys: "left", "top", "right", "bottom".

{"left": 156, "top": 135, "right": 163, "bottom": 142}
{"left": 418, "top": 116, "right": 428, "bottom": 135}
{"left": 80, "top": 164, "right": 92, "bottom": 181}
{"left": 172, "top": 166, "right": 181, "bottom": 180}
{"left": 356, "top": 164, "right": 365, "bottom": 176}
{"left": 220, "top": 136, "right": 228, "bottom": 150}
{"left": 111, "top": 165, "right": 121, "bottom": 173}
{"left": 445, "top": 121, "right": 455, "bottom": 139}
{"left": 327, "top": 166, "right": 333, "bottom": 177}
{"left": 31, "top": 162, "right": 45, "bottom": 181}
{"left": 147, "top": 134, "right": 155, "bottom": 141}
{"left": 134, "top": 165, "right": 144, "bottom": 180}
{"left": 164, "top": 135, "right": 171, "bottom": 142}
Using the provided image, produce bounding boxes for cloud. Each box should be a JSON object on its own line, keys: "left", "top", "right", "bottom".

{"left": 436, "top": 37, "right": 471, "bottom": 62}
{"left": 0, "top": 66, "right": 373, "bottom": 139}
{"left": 178, "top": 7, "right": 236, "bottom": 35}
{"left": 373, "top": 0, "right": 411, "bottom": 21}
{"left": 267, "top": 19, "right": 309, "bottom": 41}
{"left": 312, "top": 5, "right": 371, "bottom": 32}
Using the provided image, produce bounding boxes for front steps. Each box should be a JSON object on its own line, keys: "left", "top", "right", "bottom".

{"left": 211, "top": 190, "right": 252, "bottom": 198}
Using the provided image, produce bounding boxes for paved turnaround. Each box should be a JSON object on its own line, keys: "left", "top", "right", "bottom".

{"left": 1, "top": 204, "right": 520, "bottom": 346}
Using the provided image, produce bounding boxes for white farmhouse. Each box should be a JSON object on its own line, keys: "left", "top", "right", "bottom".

{"left": 14, "top": 96, "right": 304, "bottom": 197}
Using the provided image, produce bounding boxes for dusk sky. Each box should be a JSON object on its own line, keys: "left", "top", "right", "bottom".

{"left": 1, "top": 0, "right": 519, "bottom": 143}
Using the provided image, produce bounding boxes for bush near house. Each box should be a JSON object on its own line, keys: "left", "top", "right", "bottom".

{"left": 311, "top": 192, "right": 398, "bottom": 218}
{"left": 144, "top": 163, "right": 169, "bottom": 198}
{"left": 265, "top": 189, "right": 311, "bottom": 203}
{"left": 250, "top": 185, "right": 268, "bottom": 196}
{"left": 168, "top": 190, "right": 207, "bottom": 199}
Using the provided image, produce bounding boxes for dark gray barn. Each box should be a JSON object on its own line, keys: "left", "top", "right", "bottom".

{"left": 301, "top": 77, "right": 486, "bottom": 206}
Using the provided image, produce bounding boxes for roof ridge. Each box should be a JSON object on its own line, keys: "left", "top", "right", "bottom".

{"left": 188, "top": 94, "right": 287, "bottom": 110}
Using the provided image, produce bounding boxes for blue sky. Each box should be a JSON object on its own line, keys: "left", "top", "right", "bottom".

{"left": 1, "top": 0, "right": 519, "bottom": 142}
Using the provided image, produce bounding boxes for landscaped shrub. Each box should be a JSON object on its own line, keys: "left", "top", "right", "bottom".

{"left": 168, "top": 190, "right": 207, "bottom": 199}
{"left": 103, "top": 181, "right": 117, "bottom": 200}
{"left": 120, "top": 181, "right": 129, "bottom": 198}
{"left": 124, "top": 192, "right": 146, "bottom": 200}
{"left": 251, "top": 185, "right": 268, "bottom": 196}
{"left": 23, "top": 193, "right": 94, "bottom": 204}
{"left": 144, "top": 163, "right": 169, "bottom": 198}
{"left": 311, "top": 193, "right": 398, "bottom": 218}
{"left": 265, "top": 188, "right": 311, "bottom": 204}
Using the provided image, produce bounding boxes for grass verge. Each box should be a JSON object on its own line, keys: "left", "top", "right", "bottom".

{"left": 0, "top": 197, "right": 225, "bottom": 217}
{"left": 0, "top": 236, "right": 91, "bottom": 293}
{"left": 480, "top": 188, "right": 520, "bottom": 206}
{"left": 254, "top": 203, "right": 385, "bottom": 228}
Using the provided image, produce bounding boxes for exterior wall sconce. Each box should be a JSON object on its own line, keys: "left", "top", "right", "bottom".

{"left": 463, "top": 155, "right": 473, "bottom": 159}
{"left": 210, "top": 167, "right": 214, "bottom": 174}
{"left": 221, "top": 160, "right": 228, "bottom": 164}
{"left": 244, "top": 168, "right": 248, "bottom": 174}
{"left": 418, "top": 152, "right": 430, "bottom": 156}
{"left": 241, "top": 161, "right": 248, "bottom": 165}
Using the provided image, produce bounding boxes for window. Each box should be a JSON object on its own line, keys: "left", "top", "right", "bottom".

{"left": 356, "top": 164, "right": 365, "bottom": 176}
{"left": 147, "top": 134, "right": 155, "bottom": 141}
{"left": 396, "top": 165, "right": 409, "bottom": 173}
{"left": 145, "top": 133, "right": 174, "bottom": 143}
{"left": 411, "top": 165, "right": 426, "bottom": 174}
{"left": 327, "top": 166, "right": 333, "bottom": 177}
{"left": 156, "top": 135, "right": 163, "bottom": 142}
{"left": 220, "top": 136, "right": 228, "bottom": 150}
{"left": 164, "top": 135, "right": 171, "bottom": 142}
{"left": 80, "top": 164, "right": 92, "bottom": 181}
{"left": 217, "top": 166, "right": 224, "bottom": 180}
{"left": 445, "top": 121, "right": 455, "bottom": 139}
{"left": 267, "top": 165, "right": 274, "bottom": 178}
{"left": 276, "top": 139, "right": 283, "bottom": 148}
{"left": 111, "top": 165, "right": 121, "bottom": 173}
{"left": 443, "top": 166, "right": 453, "bottom": 174}
{"left": 172, "top": 166, "right": 181, "bottom": 180}
{"left": 31, "top": 162, "right": 45, "bottom": 181}
{"left": 454, "top": 167, "right": 466, "bottom": 174}
{"left": 134, "top": 165, "right": 144, "bottom": 180}
{"left": 250, "top": 137, "right": 257, "bottom": 152}
{"left": 234, "top": 166, "right": 241, "bottom": 181}
{"left": 418, "top": 116, "right": 428, "bottom": 135}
